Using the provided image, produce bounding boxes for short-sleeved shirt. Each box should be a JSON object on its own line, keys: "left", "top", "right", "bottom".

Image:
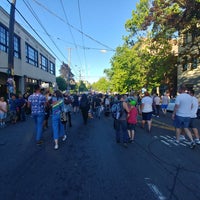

{"left": 52, "top": 97, "right": 64, "bottom": 115}
{"left": 141, "top": 96, "right": 153, "bottom": 113}
{"left": 191, "top": 96, "right": 198, "bottom": 118}
{"left": 175, "top": 93, "right": 192, "bottom": 117}
{"left": 28, "top": 93, "right": 46, "bottom": 115}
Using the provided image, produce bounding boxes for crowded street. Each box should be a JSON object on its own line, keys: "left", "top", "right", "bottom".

{"left": 0, "top": 111, "right": 200, "bottom": 200}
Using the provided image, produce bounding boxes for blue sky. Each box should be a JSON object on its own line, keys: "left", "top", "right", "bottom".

{"left": 1, "top": 0, "right": 138, "bottom": 83}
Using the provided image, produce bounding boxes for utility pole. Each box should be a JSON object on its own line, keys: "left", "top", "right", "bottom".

{"left": 8, "top": 0, "right": 16, "bottom": 77}
{"left": 67, "top": 48, "right": 71, "bottom": 92}
{"left": 6, "top": 0, "right": 16, "bottom": 99}
{"left": 7, "top": 0, "right": 16, "bottom": 98}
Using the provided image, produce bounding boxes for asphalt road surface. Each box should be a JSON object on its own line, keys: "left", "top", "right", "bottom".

{"left": 0, "top": 111, "right": 200, "bottom": 200}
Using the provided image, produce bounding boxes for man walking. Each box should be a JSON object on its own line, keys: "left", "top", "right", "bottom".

{"left": 28, "top": 84, "right": 46, "bottom": 145}
{"left": 189, "top": 89, "right": 200, "bottom": 144}
{"left": 114, "top": 95, "right": 129, "bottom": 147}
{"left": 172, "top": 85, "right": 195, "bottom": 148}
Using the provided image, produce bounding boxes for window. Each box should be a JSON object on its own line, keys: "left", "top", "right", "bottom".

{"left": 14, "top": 35, "right": 21, "bottom": 58}
{"left": 50, "top": 61, "right": 55, "bottom": 75}
{"left": 182, "top": 57, "right": 188, "bottom": 71}
{"left": 0, "top": 23, "right": 21, "bottom": 58}
{"left": 40, "top": 54, "right": 48, "bottom": 71}
{"left": 26, "top": 43, "right": 38, "bottom": 67}
{"left": 0, "top": 23, "right": 8, "bottom": 52}
{"left": 191, "top": 57, "right": 197, "bottom": 69}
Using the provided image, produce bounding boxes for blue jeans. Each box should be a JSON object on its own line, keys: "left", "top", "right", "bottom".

{"left": 115, "top": 119, "right": 129, "bottom": 143}
{"left": 32, "top": 113, "right": 45, "bottom": 141}
{"left": 52, "top": 114, "right": 65, "bottom": 140}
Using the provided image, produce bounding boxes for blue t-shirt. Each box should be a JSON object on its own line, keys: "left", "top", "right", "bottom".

{"left": 28, "top": 93, "right": 46, "bottom": 115}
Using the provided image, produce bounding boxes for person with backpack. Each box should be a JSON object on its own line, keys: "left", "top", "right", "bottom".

{"left": 51, "top": 90, "right": 67, "bottom": 150}
{"left": 79, "top": 94, "right": 90, "bottom": 125}
{"left": 112, "top": 94, "right": 130, "bottom": 147}
{"left": 127, "top": 100, "right": 138, "bottom": 143}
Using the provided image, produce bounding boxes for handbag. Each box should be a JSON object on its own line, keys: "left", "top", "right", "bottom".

{"left": 60, "top": 111, "right": 67, "bottom": 124}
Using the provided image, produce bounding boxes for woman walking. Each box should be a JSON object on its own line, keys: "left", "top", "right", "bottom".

{"left": 79, "top": 94, "right": 90, "bottom": 125}
{"left": 51, "top": 90, "right": 67, "bottom": 150}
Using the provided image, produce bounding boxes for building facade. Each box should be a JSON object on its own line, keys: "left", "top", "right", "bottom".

{"left": 177, "top": 27, "right": 200, "bottom": 99}
{"left": 0, "top": 6, "right": 56, "bottom": 97}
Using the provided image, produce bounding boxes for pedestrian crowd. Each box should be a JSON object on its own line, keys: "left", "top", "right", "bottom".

{"left": 1, "top": 83, "right": 200, "bottom": 150}
{"left": 112, "top": 85, "right": 200, "bottom": 149}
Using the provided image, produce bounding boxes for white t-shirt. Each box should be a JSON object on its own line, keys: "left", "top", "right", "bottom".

{"left": 162, "top": 95, "right": 169, "bottom": 105}
{"left": 175, "top": 93, "right": 192, "bottom": 117}
{"left": 141, "top": 96, "right": 153, "bottom": 113}
{"left": 154, "top": 96, "right": 160, "bottom": 105}
{"left": 191, "top": 96, "right": 198, "bottom": 118}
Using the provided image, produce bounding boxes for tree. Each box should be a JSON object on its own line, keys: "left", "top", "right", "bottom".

{"left": 123, "top": 0, "right": 184, "bottom": 93}
{"left": 78, "top": 80, "right": 88, "bottom": 92}
{"left": 56, "top": 76, "right": 67, "bottom": 91}
{"left": 125, "top": 0, "right": 200, "bottom": 59}
{"left": 92, "top": 77, "right": 110, "bottom": 93}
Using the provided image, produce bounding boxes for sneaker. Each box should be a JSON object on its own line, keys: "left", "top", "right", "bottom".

{"left": 179, "top": 135, "right": 186, "bottom": 141}
{"left": 174, "top": 140, "right": 180, "bottom": 144}
{"left": 62, "top": 135, "right": 67, "bottom": 141}
{"left": 195, "top": 139, "right": 200, "bottom": 145}
{"left": 190, "top": 141, "right": 196, "bottom": 149}
{"left": 54, "top": 144, "right": 59, "bottom": 150}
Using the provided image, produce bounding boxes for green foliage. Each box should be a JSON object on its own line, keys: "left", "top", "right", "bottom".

{"left": 56, "top": 76, "right": 67, "bottom": 91}
{"left": 78, "top": 80, "right": 88, "bottom": 92}
{"left": 92, "top": 77, "right": 110, "bottom": 93}
{"left": 101, "top": 0, "right": 199, "bottom": 95}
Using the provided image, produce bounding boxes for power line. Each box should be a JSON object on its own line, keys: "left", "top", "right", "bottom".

{"left": 17, "top": 0, "right": 79, "bottom": 78}
{"left": 31, "top": 0, "right": 115, "bottom": 51}
{"left": 6, "top": 0, "right": 63, "bottom": 64}
{"left": 23, "top": 0, "right": 67, "bottom": 60}
{"left": 77, "top": 0, "right": 88, "bottom": 80}
{"left": 59, "top": 0, "right": 83, "bottom": 73}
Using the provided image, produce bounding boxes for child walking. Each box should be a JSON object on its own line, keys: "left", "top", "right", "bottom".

{"left": 127, "top": 100, "right": 138, "bottom": 143}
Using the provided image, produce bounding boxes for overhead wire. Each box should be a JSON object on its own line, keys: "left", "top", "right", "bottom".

{"left": 5, "top": 0, "right": 63, "bottom": 64}
{"left": 59, "top": 0, "right": 81, "bottom": 77}
{"left": 77, "top": 0, "right": 88, "bottom": 81}
{"left": 22, "top": 0, "right": 79, "bottom": 78}
{"left": 31, "top": 0, "right": 115, "bottom": 51}
{"left": 23, "top": 0, "right": 67, "bottom": 60}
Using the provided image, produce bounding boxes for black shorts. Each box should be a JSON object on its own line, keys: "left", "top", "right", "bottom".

{"left": 189, "top": 117, "right": 199, "bottom": 129}
{"left": 142, "top": 112, "right": 152, "bottom": 121}
{"left": 127, "top": 123, "right": 136, "bottom": 131}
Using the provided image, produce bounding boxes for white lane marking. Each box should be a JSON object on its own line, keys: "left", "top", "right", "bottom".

{"left": 160, "top": 140, "right": 171, "bottom": 146}
{"left": 145, "top": 178, "right": 167, "bottom": 200}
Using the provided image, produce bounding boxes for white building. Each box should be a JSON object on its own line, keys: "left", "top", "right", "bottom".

{"left": 0, "top": 6, "right": 56, "bottom": 97}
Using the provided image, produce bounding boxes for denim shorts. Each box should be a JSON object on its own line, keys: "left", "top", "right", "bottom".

{"left": 174, "top": 115, "right": 190, "bottom": 128}
{"left": 189, "top": 117, "right": 199, "bottom": 129}
{"left": 142, "top": 112, "right": 152, "bottom": 121}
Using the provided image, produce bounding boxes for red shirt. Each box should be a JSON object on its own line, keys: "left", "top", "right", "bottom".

{"left": 127, "top": 106, "right": 138, "bottom": 124}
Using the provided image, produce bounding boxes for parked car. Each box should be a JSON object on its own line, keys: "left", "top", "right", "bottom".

{"left": 166, "top": 99, "right": 175, "bottom": 112}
